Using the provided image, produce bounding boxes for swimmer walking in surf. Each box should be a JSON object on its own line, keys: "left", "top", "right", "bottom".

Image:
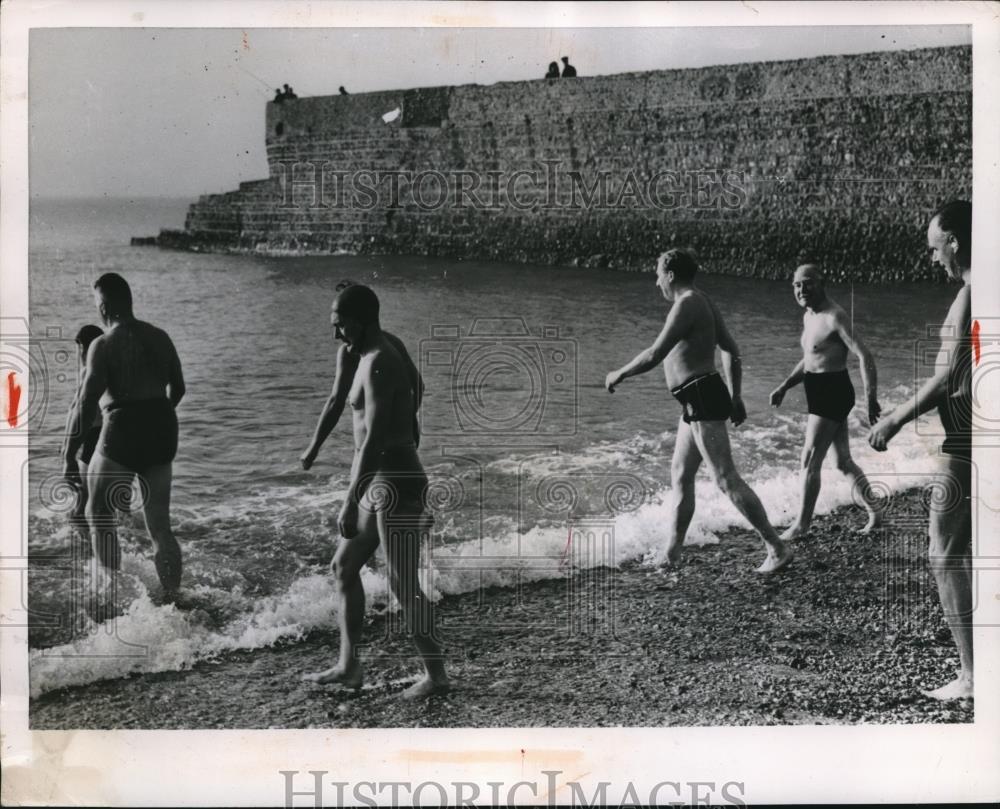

{"left": 605, "top": 249, "right": 793, "bottom": 574}
{"left": 62, "top": 324, "right": 106, "bottom": 545}
{"left": 62, "top": 273, "right": 185, "bottom": 610}
{"left": 302, "top": 284, "right": 449, "bottom": 699}
{"left": 770, "top": 263, "right": 883, "bottom": 539}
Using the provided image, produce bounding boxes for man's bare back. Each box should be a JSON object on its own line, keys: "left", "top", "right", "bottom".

{"left": 96, "top": 319, "right": 179, "bottom": 405}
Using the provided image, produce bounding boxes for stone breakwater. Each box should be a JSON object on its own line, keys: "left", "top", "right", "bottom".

{"left": 159, "top": 46, "right": 971, "bottom": 283}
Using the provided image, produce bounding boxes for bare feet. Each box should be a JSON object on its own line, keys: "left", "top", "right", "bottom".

{"left": 156, "top": 588, "right": 184, "bottom": 608}
{"left": 401, "top": 674, "right": 450, "bottom": 700}
{"left": 857, "top": 508, "right": 884, "bottom": 535}
{"left": 662, "top": 546, "right": 683, "bottom": 568}
{"left": 780, "top": 523, "right": 809, "bottom": 541}
{"left": 921, "top": 675, "right": 973, "bottom": 702}
{"left": 302, "top": 665, "right": 363, "bottom": 690}
{"left": 756, "top": 544, "right": 794, "bottom": 575}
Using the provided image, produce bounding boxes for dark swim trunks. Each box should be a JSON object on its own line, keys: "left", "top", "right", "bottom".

{"left": 359, "top": 444, "right": 429, "bottom": 517}
{"left": 940, "top": 323, "right": 973, "bottom": 460}
{"left": 670, "top": 372, "right": 733, "bottom": 423}
{"left": 99, "top": 399, "right": 178, "bottom": 473}
{"left": 803, "top": 369, "right": 855, "bottom": 422}
{"left": 79, "top": 424, "right": 103, "bottom": 465}
{"left": 940, "top": 398, "right": 972, "bottom": 460}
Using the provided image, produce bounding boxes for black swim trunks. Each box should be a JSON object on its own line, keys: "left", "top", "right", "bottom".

{"left": 940, "top": 397, "right": 972, "bottom": 460}
{"left": 803, "top": 369, "right": 855, "bottom": 422}
{"left": 79, "top": 424, "right": 103, "bottom": 465}
{"left": 940, "top": 322, "right": 973, "bottom": 460}
{"left": 670, "top": 372, "right": 733, "bottom": 423}
{"left": 99, "top": 398, "right": 178, "bottom": 473}
{"left": 358, "top": 444, "right": 430, "bottom": 517}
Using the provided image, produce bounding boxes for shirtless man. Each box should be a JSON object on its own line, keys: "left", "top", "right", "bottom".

{"left": 301, "top": 282, "right": 422, "bottom": 469}
{"left": 605, "top": 248, "right": 792, "bottom": 573}
{"left": 62, "top": 324, "right": 105, "bottom": 544}
{"left": 62, "top": 273, "right": 185, "bottom": 607}
{"left": 869, "top": 200, "right": 974, "bottom": 702}
{"left": 770, "top": 264, "right": 883, "bottom": 539}
{"left": 302, "top": 284, "right": 449, "bottom": 699}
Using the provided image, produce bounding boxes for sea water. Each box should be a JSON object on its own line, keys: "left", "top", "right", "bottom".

{"left": 25, "top": 198, "right": 949, "bottom": 695}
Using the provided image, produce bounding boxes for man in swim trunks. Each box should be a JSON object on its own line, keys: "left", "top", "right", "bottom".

{"left": 869, "top": 200, "right": 973, "bottom": 702}
{"left": 302, "top": 284, "right": 449, "bottom": 699}
{"left": 62, "top": 324, "right": 105, "bottom": 543}
{"left": 605, "top": 248, "right": 793, "bottom": 574}
{"left": 770, "top": 263, "right": 883, "bottom": 539}
{"left": 301, "top": 281, "right": 423, "bottom": 469}
{"left": 62, "top": 273, "right": 186, "bottom": 606}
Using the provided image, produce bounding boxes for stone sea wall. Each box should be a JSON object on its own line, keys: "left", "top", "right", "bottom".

{"left": 162, "top": 45, "right": 972, "bottom": 282}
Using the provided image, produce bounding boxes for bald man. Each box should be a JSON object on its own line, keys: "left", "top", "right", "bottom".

{"left": 770, "top": 263, "right": 883, "bottom": 539}
{"left": 302, "top": 284, "right": 449, "bottom": 699}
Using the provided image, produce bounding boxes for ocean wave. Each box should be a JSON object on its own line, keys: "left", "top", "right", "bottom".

{"left": 29, "top": 405, "right": 941, "bottom": 697}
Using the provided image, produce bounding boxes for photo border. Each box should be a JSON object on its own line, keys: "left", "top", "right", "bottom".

{"left": 2, "top": 1, "right": 999, "bottom": 804}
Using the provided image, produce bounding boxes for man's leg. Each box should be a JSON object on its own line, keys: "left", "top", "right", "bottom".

{"left": 830, "top": 419, "right": 883, "bottom": 534}
{"left": 84, "top": 452, "right": 133, "bottom": 619}
{"left": 782, "top": 414, "right": 840, "bottom": 540}
{"left": 690, "top": 420, "right": 793, "bottom": 574}
{"left": 383, "top": 506, "right": 449, "bottom": 699}
{"left": 71, "top": 459, "right": 91, "bottom": 548}
{"left": 303, "top": 506, "right": 379, "bottom": 687}
{"left": 924, "top": 454, "right": 973, "bottom": 700}
{"left": 665, "top": 418, "right": 702, "bottom": 565}
{"left": 138, "top": 463, "right": 182, "bottom": 596}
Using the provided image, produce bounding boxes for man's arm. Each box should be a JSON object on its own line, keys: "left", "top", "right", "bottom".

{"left": 869, "top": 286, "right": 970, "bottom": 450}
{"left": 606, "top": 298, "right": 692, "bottom": 392}
{"left": 710, "top": 299, "right": 741, "bottom": 396}
{"left": 339, "top": 357, "right": 394, "bottom": 537}
{"left": 710, "top": 299, "right": 747, "bottom": 425}
{"left": 302, "top": 344, "right": 359, "bottom": 469}
{"left": 770, "top": 359, "right": 805, "bottom": 407}
{"left": 60, "top": 388, "right": 82, "bottom": 460}
{"left": 63, "top": 340, "right": 108, "bottom": 467}
{"left": 834, "top": 309, "right": 880, "bottom": 424}
{"left": 868, "top": 367, "right": 946, "bottom": 452}
{"left": 166, "top": 334, "right": 186, "bottom": 408}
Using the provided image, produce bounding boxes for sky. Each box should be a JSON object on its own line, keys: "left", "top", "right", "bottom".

{"left": 28, "top": 25, "right": 971, "bottom": 199}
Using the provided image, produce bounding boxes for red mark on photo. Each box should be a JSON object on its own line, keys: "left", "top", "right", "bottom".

{"left": 971, "top": 319, "right": 981, "bottom": 366}
{"left": 242, "top": 31, "right": 250, "bottom": 51}
{"left": 6, "top": 372, "right": 21, "bottom": 427}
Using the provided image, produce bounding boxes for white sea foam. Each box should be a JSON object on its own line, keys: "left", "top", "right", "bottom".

{"left": 30, "top": 403, "right": 941, "bottom": 697}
